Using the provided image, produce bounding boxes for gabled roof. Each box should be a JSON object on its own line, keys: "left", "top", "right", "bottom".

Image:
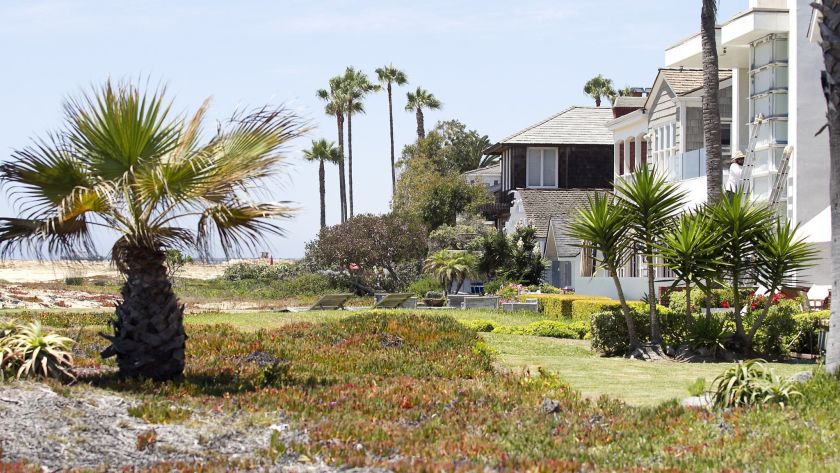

{"left": 515, "top": 188, "right": 608, "bottom": 239}
{"left": 461, "top": 163, "right": 501, "bottom": 177}
{"left": 485, "top": 106, "right": 614, "bottom": 154}
{"left": 612, "top": 96, "right": 647, "bottom": 108}
{"left": 644, "top": 68, "right": 733, "bottom": 111}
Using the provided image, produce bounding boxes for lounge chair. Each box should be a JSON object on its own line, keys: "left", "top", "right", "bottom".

{"left": 308, "top": 293, "right": 354, "bottom": 311}
{"left": 373, "top": 293, "right": 415, "bottom": 309}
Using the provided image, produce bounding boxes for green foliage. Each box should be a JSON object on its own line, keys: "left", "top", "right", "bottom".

{"left": 791, "top": 311, "right": 828, "bottom": 354}
{"left": 127, "top": 401, "right": 192, "bottom": 424}
{"left": 427, "top": 218, "right": 489, "bottom": 252}
{"left": 746, "top": 300, "right": 799, "bottom": 358}
{"left": 64, "top": 276, "right": 84, "bottom": 286}
{"left": 482, "top": 278, "right": 509, "bottom": 297}
{"left": 583, "top": 74, "right": 616, "bottom": 106}
{"left": 0, "top": 322, "right": 75, "bottom": 380}
{"left": 407, "top": 276, "right": 441, "bottom": 298}
{"left": 589, "top": 305, "right": 673, "bottom": 355}
{"left": 688, "top": 312, "right": 731, "bottom": 357}
{"left": 518, "top": 294, "right": 613, "bottom": 320}
{"left": 489, "top": 320, "right": 587, "bottom": 340}
{"left": 687, "top": 377, "right": 706, "bottom": 397}
{"left": 477, "top": 232, "right": 511, "bottom": 279}
{"left": 498, "top": 225, "right": 546, "bottom": 285}
{"left": 223, "top": 261, "right": 300, "bottom": 281}
{"left": 423, "top": 250, "right": 477, "bottom": 293}
{"left": 424, "top": 291, "right": 444, "bottom": 300}
{"left": 461, "top": 319, "right": 498, "bottom": 332}
{"left": 711, "top": 359, "right": 800, "bottom": 409}
{"left": 164, "top": 249, "right": 192, "bottom": 280}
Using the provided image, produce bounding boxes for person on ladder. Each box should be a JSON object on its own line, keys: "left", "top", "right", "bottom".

{"left": 725, "top": 150, "right": 745, "bottom": 198}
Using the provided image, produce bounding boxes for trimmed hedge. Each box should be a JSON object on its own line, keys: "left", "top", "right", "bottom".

{"left": 460, "top": 319, "right": 590, "bottom": 340}
{"left": 589, "top": 305, "right": 674, "bottom": 355}
{"left": 518, "top": 294, "right": 615, "bottom": 321}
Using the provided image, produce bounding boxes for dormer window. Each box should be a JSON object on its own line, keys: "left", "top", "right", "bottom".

{"left": 526, "top": 147, "right": 557, "bottom": 188}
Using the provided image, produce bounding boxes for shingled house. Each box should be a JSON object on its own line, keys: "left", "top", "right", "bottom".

{"left": 480, "top": 106, "right": 613, "bottom": 289}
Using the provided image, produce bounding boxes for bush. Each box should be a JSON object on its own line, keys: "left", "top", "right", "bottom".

{"left": 408, "top": 276, "right": 441, "bottom": 298}
{"left": 483, "top": 279, "right": 509, "bottom": 296}
{"left": 277, "top": 273, "right": 345, "bottom": 296}
{"left": 791, "top": 311, "right": 829, "bottom": 355}
{"left": 486, "top": 320, "right": 588, "bottom": 340}
{"left": 64, "top": 276, "right": 84, "bottom": 286}
{"left": 688, "top": 312, "right": 731, "bottom": 357}
{"left": 461, "top": 320, "right": 497, "bottom": 332}
{"left": 223, "top": 262, "right": 300, "bottom": 281}
{"left": 0, "top": 322, "right": 75, "bottom": 380}
{"left": 747, "top": 299, "right": 799, "bottom": 358}
{"left": 711, "top": 359, "right": 800, "bottom": 409}
{"left": 518, "top": 294, "right": 613, "bottom": 320}
{"left": 589, "top": 305, "right": 673, "bottom": 355}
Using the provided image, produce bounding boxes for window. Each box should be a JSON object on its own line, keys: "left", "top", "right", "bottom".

{"left": 651, "top": 122, "right": 678, "bottom": 179}
{"left": 526, "top": 147, "right": 557, "bottom": 187}
{"left": 721, "top": 123, "right": 731, "bottom": 147}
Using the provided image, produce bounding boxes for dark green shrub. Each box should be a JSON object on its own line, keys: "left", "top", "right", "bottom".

{"left": 746, "top": 299, "right": 799, "bottom": 358}
{"left": 277, "top": 273, "right": 343, "bottom": 296}
{"left": 791, "top": 311, "right": 828, "bottom": 354}
{"left": 461, "top": 320, "right": 497, "bottom": 332}
{"left": 64, "top": 276, "right": 84, "bottom": 286}
{"left": 483, "top": 279, "right": 509, "bottom": 297}
{"left": 688, "top": 312, "right": 731, "bottom": 356}
{"left": 589, "top": 309, "right": 649, "bottom": 355}
{"left": 223, "top": 262, "right": 300, "bottom": 281}
{"left": 526, "top": 320, "right": 578, "bottom": 339}
{"left": 408, "top": 276, "right": 441, "bottom": 298}
{"left": 659, "top": 309, "right": 691, "bottom": 347}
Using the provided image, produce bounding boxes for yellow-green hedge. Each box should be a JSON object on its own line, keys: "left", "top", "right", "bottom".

{"left": 519, "top": 294, "right": 617, "bottom": 321}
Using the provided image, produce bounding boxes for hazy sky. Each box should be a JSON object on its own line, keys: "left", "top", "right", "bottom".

{"left": 0, "top": 0, "right": 746, "bottom": 259}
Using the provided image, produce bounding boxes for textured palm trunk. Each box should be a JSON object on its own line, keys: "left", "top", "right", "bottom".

{"left": 645, "top": 248, "right": 662, "bottom": 345}
{"left": 101, "top": 246, "right": 186, "bottom": 381}
{"left": 416, "top": 108, "right": 425, "bottom": 140}
{"left": 347, "top": 103, "right": 355, "bottom": 219}
{"left": 318, "top": 159, "right": 326, "bottom": 229}
{"left": 701, "top": 0, "right": 723, "bottom": 204}
{"left": 336, "top": 112, "right": 347, "bottom": 223}
{"left": 595, "top": 96, "right": 602, "bottom": 107}
{"left": 387, "top": 83, "right": 396, "bottom": 195}
{"left": 610, "top": 265, "right": 640, "bottom": 350}
{"left": 813, "top": 0, "right": 840, "bottom": 373}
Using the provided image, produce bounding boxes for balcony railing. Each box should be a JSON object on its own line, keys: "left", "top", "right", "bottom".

{"left": 617, "top": 147, "right": 730, "bottom": 183}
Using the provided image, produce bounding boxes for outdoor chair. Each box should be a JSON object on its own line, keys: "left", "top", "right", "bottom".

{"left": 308, "top": 293, "right": 354, "bottom": 311}
{"left": 372, "top": 293, "right": 415, "bottom": 309}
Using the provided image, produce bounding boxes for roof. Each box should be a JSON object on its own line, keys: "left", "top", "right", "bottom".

{"left": 658, "top": 68, "right": 733, "bottom": 96}
{"left": 612, "top": 96, "right": 647, "bottom": 108}
{"left": 486, "top": 106, "right": 614, "bottom": 153}
{"left": 515, "top": 188, "right": 608, "bottom": 239}
{"left": 461, "top": 163, "right": 501, "bottom": 177}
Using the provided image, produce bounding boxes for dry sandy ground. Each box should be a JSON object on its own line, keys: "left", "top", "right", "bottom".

{"left": 0, "top": 259, "right": 229, "bottom": 283}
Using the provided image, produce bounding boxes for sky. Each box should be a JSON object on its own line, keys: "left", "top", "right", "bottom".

{"left": 0, "top": 0, "right": 746, "bottom": 259}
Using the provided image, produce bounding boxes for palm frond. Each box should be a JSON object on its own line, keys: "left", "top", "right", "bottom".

{"left": 197, "top": 202, "right": 295, "bottom": 258}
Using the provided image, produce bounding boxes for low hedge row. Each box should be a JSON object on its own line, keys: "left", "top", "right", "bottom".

{"left": 461, "top": 319, "right": 590, "bottom": 340}
{"left": 518, "top": 294, "right": 619, "bottom": 321}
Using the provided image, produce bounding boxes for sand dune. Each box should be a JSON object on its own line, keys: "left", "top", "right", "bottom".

{"left": 0, "top": 260, "right": 229, "bottom": 283}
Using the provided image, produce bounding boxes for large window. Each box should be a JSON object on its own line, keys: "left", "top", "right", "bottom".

{"left": 652, "top": 123, "right": 678, "bottom": 179}
{"left": 526, "top": 147, "right": 558, "bottom": 187}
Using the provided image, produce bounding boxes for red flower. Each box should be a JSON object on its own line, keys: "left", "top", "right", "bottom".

{"left": 721, "top": 300, "right": 730, "bottom": 309}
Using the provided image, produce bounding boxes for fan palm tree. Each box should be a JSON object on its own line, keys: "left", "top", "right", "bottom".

{"left": 583, "top": 75, "right": 616, "bottom": 107}
{"left": 0, "top": 80, "right": 305, "bottom": 380}
{"left": 375, "top": 65, "right": 408, "bottom": 195}
{"left": 615, "top": 166, "right": 688, "bottom": 346}
{"left": 568, "top": 194, "right": 639, "bottom": 350}
{"left": 423, "top": 250, "right": 477, "bottom": 295}
{"left": 405, "top": 87, "right": 441, "bottom": 140}
{"left": 747, "top": 220, "right": 817, "bottom": 352}
{"left": 655, "top": 210, "right": 725, "bottom": 328}
{"left": 341, "top": 67, "right": 379, "bottom": 219}
{"left": 702, "top": 0, "right": 723, "bottom": 204}
{"left": 812, "top": 0, "right": 840, "bottom": 374}
{"left": 303, "top": 139, "right": 341, "bottom": 229}
{"left": 708, "top": 191, "right": 776, "bottom": 347}
{"left": 317, "top": 76, "right": 349, "bottom": 223}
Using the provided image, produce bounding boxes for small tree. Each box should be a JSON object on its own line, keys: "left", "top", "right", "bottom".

{"left": 423, "top": 250, "right": 477, "bottom": 295}
{"left": 568, "top": 194, "right": 639, "bottom": 349}
{"left": 478, "top": 231, "right": 511, "bottom": 280}
{"left": 583, "top": 74, "right": 616, "bottom": 107}
{"left": 500, "top": 225, "right": 546, "bottom": 285}
{"left": 746, "top": 220, "right": 818, "bottom": 352}
{"left": 164, "top": 249, "right": 192, "bottom": 281}
{"left": 656, "top": 210, "right": 725, "bottom": 327}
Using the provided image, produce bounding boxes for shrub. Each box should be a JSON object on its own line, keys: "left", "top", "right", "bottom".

{"left": 488, "top": 320, "right": 586, "bottom": 340}
{"left": 483, "top": 279, "right": 509, "bottom": 296}
{"left": 277, "top": 273, "right": 341, "bottom": 296}
{"left": 461, "top": 320, "right": 497, "bottom": 332}
{"left": 791, "top": 311, "right": 828, "bottom": 354}
{"left": 518, "top": 294, "right": 613, "bottom": 320}
{"left": 688, "top": 312, "right": 731, "bottom": 357}
{"left": 64, "top": 276, "right": 84, "bottom": 286}
{"left": 711, "top": 359, "right": 800, "bottom": 409}
{"left": 588, "top": 305, "right": 673, "bottom": 355}
{"left": 538, "top": 284, "right": 562, "bottom": 294}
{"left": 424, "top": 291, "right": 444, "bottom": 300}
{"left": 408, "top": 276, "right": 441, "bottom": 298}
{"left": 223, "top": 262, "right": 300, "bottom": 281}
{"left": 0, "top": 322, "right": 75, "bottom": 380}
{"left": 746, "top": 299, "right": 799, "bottom": 358}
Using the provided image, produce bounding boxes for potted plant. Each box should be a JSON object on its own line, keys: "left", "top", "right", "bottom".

{"left": 423, "top": 291, "right": 446, "bottom": 307}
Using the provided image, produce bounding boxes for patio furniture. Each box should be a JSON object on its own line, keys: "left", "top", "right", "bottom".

{"left": 461, "top": 296, "right": 500, "bottom": 310}
{"left": 373, "top": 293, "right": 415, "bottom": 309}
{"left": 308, "top": 293, "right": 354, "bottom": 311}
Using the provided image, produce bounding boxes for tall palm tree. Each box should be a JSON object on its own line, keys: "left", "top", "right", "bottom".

{"left": 702, "top": 0, "right": 723, "bottom": 204}
{"left": 375, "top": 65, "right": 408, "bottom": 196}
{"left": 0, "top": 80, "right": 305, "bottom": 380}
{"left": 341, "top": 67, "right": 379, "bottom": 219}
{"left": 812, "top": 0, "right": 840, "bottom": 374}
{"left": 303, "top": 139, "right": 341, "bottom": 229}
{"left": 568, "top": 194, "right": 639, "bottom": 350}
{"left": 405, "top": 87, "right": 441, "bottom": 140}
{"left": 317, "top": 76, "right": 349, "bottom": 223}
{"left": 615, "top": 166, "right": 688, "bottom": 346}
{"left": 583, "top": 74, "right": 616, "bottom": 107}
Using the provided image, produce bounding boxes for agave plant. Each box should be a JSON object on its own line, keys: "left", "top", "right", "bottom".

{"left": 711, "top": 359, "right": 800, "bottom": 409}
{"left": 0, "top": 80, "right": 306, "bottom": 381}
{"left": 0, "top": 322, "right": 75, "bottom": 380}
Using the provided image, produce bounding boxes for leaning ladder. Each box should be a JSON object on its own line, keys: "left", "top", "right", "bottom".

{"left": 768, "top": 145, "right": 793, "bottom": 207}
{"left": 739, "top": 113, "right": 766, "bottom": 193}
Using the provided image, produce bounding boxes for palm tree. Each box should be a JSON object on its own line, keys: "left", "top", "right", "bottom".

{"left": 702, "top": 0, "right": 723, "bottom": 204}
{"left": 341, "top": 67, "right": 379, "bottom": 219}
{"left": 615, "top": 166, "right": 688, "bottom": 346}
{"left": 568, "top": 194, "right": 639, "bottom": 350}
{"left": 747, "top": 220, "right": 817, "bottom": 352}
{"left": 405, "top": 87, "right": 441, "bottom": 140}
{"left": 583, "top": 74, "right": 616, "bottom": 107}
{"left": 303, "top": 139, "right": 341, "bottom": 229}
{"left": 317, "top": 76, "right": 349, "bottom": 223}
{"left": 0, "top": 80, "right": 305, "bottom": 380}
{"left": 656, "top": 210, "right": 725, "bottom": 328}
{"left": 423, "top": 250, "right": 476, "bottom": 295}
{"left": 375, "top": 65, "right": 408, "bottom": 195}
{"left": 708, "top": 191, "right": 776, "bottom": 348}
{"left": 812, "top": 0, "right": 840, "bottom": 374}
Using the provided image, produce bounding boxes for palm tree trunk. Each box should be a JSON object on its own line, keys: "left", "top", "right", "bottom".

{"left": 813, "top": 0, "right": 840, "bottom": 373}
{"left": 416, "top": 108, "right": 425, "bottom": 140}
{"left": 336, "top": 112, "right": 347, "bottom": 223}
{"left": 610, "top": 265, "right": 640, "bottom": 350}
{"left": 702, "top": 0, "right": 723, "bottom": 204}
{"left": 347, "top": 106, "right": 355, "bottom": 219}
{"left": 595, "top": 96, "right": 602, "bottom": 107}
{"left": 646, "top": 248, "right": 662, "bottom": 345}
{"left": 100, "top": 246, "right": 186, "bottom": 381}
{"left": 318, "top": 159, "right": 326, "bottom": 229}
{"left": 388, "top": 82, "right": 396, "bottom": 195}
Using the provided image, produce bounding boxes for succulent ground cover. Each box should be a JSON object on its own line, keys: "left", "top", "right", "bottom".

{"left": 2, "top": 312, "right": 837, "bottom": 471}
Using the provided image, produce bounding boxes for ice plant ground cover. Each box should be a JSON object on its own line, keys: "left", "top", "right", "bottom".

{"left": 1, "top": 311, "right": 837, "bottom": 471}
